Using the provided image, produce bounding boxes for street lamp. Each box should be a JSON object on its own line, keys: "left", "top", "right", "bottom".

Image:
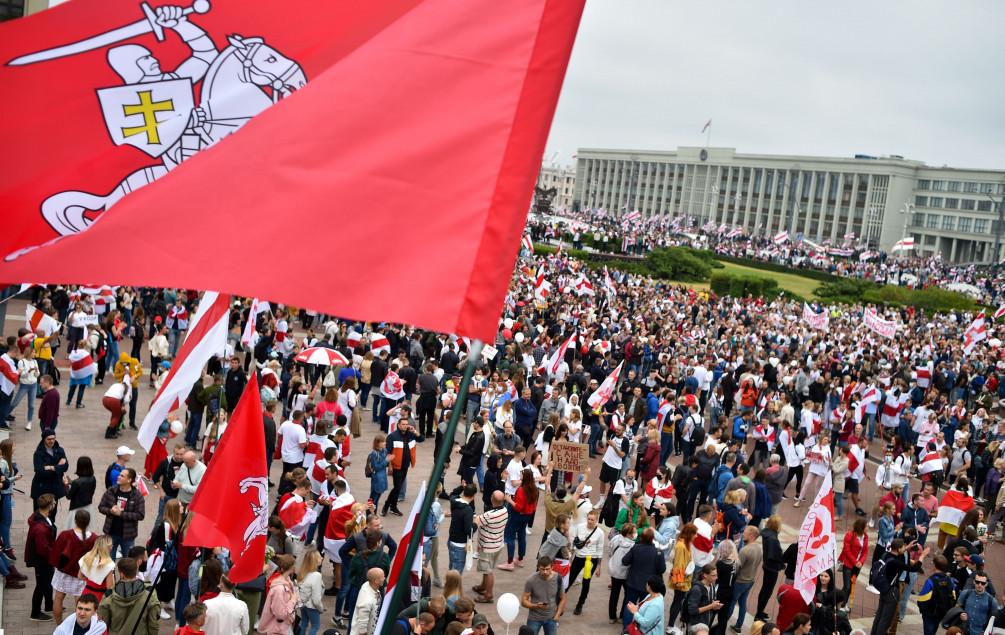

{"left": 900, "top": 202, "right": 916, "bottom": 240}
{"left": 983, "top": 193, "right": 1004, "bottom": 269}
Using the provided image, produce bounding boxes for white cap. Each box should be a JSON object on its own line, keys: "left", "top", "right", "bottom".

{"left": 116, "top": 445, "right": 136, "bottom": 456}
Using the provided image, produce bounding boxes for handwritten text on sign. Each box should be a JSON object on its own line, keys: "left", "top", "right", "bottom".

{"left": 551, "top": 441, "right": 589, "bottom": 473}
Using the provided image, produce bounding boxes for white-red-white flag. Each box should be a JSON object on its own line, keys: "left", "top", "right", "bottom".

{"left": 587, "top": 360, "right": 623, "bottom": 409}
{"left": 539, "top": 334, "right": 575, "bottom": 377}
{"left": 534, "top": 272, "right": 552, "bottom": 303}
{"left": 68, "top": 349, "right": 97, "bottom": 381}
{"left": 691, "top": 517, "right": 715, "bottom": 567}
{"left": 25, "top": 304, "right": 61, "bottom": 336}
{"left": 138, "top": 292, "right": 230, "bottom": 451}
{"left": 915, "top": 362, "right": 933, "bottom": 389}
{"left": 936, "top": 489, "right": 975, "bottom": 528}
{"left": 241, "top": 298, "right": 272, "bottom": 346}
{"left": 773, "top": 230, "right": 789, "bottom": 245}
{"left": 963, "top": 312, "right": 987, "bottom": 355}
{"left": 602, "top": 266, "right": 617, "bottom": 296}
{"left": 370, "top": 333, "right": 391, "bottom": 355}
{"left": 573, "top": 274, "right": 594, "bottom": 296}
{"left": 994, "top": 305, "right": 1005, "bottom": 321}
{"left": 346, "top": 329, "right": 363, "bottom": 350}
{"left": 522, "top": 234, "right": 533, "bottom": 253}
{"left": 918, "top": 450, "right": 943, "bottom": 475}
{"left": 795, "top": 470, "right": 836, "bottom": 603}
{"left": 374, "top": 481, "right": 428, "bottom": 633}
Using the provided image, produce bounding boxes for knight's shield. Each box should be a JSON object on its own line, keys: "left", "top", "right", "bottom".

{"left": 97, "top": 79, "right": 194, "bottom": 158}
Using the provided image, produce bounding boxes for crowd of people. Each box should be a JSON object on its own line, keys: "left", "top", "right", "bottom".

{"left": 527, "top": 211, "right": 1005, "bottom": 305}
{"left": 0, "top": 226, "right": 1003, "bottom": 635}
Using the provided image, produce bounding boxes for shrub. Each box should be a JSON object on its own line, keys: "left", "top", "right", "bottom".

{"left": 813, "top": 279, "right": 976, "bottom": 312}
{"left": 645, "top": 248, "right": 712, "bottom": 282}
{"left": 710, "top": 271, "right": 779, "bottom": 298}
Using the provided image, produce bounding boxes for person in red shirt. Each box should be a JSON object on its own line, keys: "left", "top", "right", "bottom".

{"left": 838, "top": 518, "right": 869, "bottom": 602}
{"left": 879, "top": 484, "right": 906, "bottom": 524}
{"left": 774, "top": 583, "right": 810, "bottom": 632}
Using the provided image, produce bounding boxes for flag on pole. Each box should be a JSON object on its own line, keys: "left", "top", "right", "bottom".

{"left": 25, "top": 304, "right": 61, "bottom": 336}
{"left": 370, "top": 333, "right": 391, "bottom": 356}
{"left": 573, "top": 274, "right": 594, "bottom": 296}
{"left": 374, "top": 481, "right": 428, "bottom": 634}
{"left": 0, "top": 0, "right": 585, "bottom": 343}
{"left": 521, "top": 234, "right": 533, "bottom": 253}
{"left": 623, "top": 210, "right": 641, "bottom": 223}
{"left": 183, "top": 373, "right": 267, "bottom": 583}
{"left": 534, "top": 272, "right": 552, "bottom": 303}
{"left": 539, "top": 334, "right": 575, "bottom": 377}
{"left": 240, "top": 299, "right": 272, "bottom": 346}
{"left": 891, "top": 237, "right": 915, "bottom": 253}
{"left": 587, "top": 360, "right": 623, "bottom": 409}
{"left": 136, "top": 475, "right": 150, "bottom": 497}
{"left": 773, "top": 230, "right": 789, "bottom": 244}
{"left": 137, "top": 292, "right": 230, "bottom": 451}
{"left": 963, "top": 312, "right": 987, "bottom": 355}
{"left": 994, "top": 304, "right": 1005, "bottom": 321}
{"left": 602, "top": 266, "right": 617, "bottom": 296}
{"left": 795, "top": 471, "right": 836, "bottom": 603}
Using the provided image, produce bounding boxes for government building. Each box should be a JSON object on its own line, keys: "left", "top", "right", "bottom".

{"left": 574, "top": 147, "right": 1005, "bottom": 264}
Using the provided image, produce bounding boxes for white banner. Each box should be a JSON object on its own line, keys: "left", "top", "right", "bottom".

{"left": 795, "top": 471, "right": 836, "bottom": 603}
{"left": 79, "top": 314, "right": 100, "bottom": 326}
{"left": 863, "top": 309, "right": 898, "bottom": 338}
{"left": 802, "top": 303, "right": 829, "bottom": 331}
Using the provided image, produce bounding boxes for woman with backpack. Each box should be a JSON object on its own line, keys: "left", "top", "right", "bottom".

{"left": 365, "top": 434, "right": 389, "bottom": 512}
{"left": 607, "top": 522, "right": 636, "bottom": 625}
{"left": 667, "top": 523, "right": 696, "bottom": 630}
{"left": 148, "top": 498, "right": 182, "bottom": 619}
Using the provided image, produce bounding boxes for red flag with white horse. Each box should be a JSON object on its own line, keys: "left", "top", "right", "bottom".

{"left": 0, "top": 0, "right": 584, "bottom": 341}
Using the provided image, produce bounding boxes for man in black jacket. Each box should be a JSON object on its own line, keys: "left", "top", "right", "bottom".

{"left": 369, "top": 352, "right": 389, "bottom": 423}
{"left": 150, "top": 444, "right": 184, "bottom": 525}
{"left": 458, "top": 419, "right": 485, "bottom": 484}
{"left": 447, "top": 484, "right": 477, "bottom": 573}
{"left": 223, "top": 357, "right": 247, "bottom": 415}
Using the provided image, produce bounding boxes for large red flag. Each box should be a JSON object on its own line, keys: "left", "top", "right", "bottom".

{"left": 0, "top": 0, "right": 584, "bottom": 341}
{"left": 183, "top": 372, "right": 267, "bottom": 583}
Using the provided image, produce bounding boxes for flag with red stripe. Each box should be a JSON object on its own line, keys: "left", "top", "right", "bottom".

{"left": 138, "top": 291, "right": 229, "bottom": 451}
{"left": 374, "top": 481, "right": 428, "bottom": 633}
{"left": 539, "top": 334, "right": 575, "bottom": 377}
{"left": 918, "top": 451, "right": 943, "bottom": 475}
{"left": 587, "top": 360, "right": 623, "bottom": 409}
{"left": 795, "top": 471, "right": 835, "bottom": 603}
{"left": 25, "top": 304, "right": 61, "bottom": 336}
{"left": 936, "top": 489, "right": 975, "bottom": 527}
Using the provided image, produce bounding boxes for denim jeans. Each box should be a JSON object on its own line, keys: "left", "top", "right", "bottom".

{"left": 0, "top": 493, "right": 12, "bottom": 548}
{"left": 505, "top": 512, "right": 530, "bottom": 562}
{"left": 526, "top": 619, "right": 558, "bottom": 635}
{"left": 175, "top": 576, "right": 192, "bottom": 625}
{"left": 9, "top": 383, "right": 35, "bottom": 424}
{"left": 728, "top": 581, "right": 754, "bottom": 628}
{"left": 110, "top": 535, "right": 134, "bottom": 560}
{"left": 300, "top": 607, "right": 320, "bottom": 635}
{"left": 448, "top": 542, "right": 466, "bottom": 573}
{"left": 186, "top": 410, "right": 203, "bottom": 448}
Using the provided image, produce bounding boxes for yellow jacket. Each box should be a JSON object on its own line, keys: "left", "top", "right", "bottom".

{"left": 113, "top": 354, "right": 143, "bottom": 387}
{"left": 669, "top": 540, "right": 693, "bottom": 591}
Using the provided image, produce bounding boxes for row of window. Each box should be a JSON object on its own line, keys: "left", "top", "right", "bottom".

{"left": 915, "top": 195, "right": 995, "bottom": 212}
{"left": 916, "top": 213, "right": 990, "bottom": 234}
{"left": 916, "top": 179, "right": 1004, "bottom": 194}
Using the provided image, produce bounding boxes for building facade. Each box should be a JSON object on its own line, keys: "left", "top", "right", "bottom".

{"left": 574, "top": 147, "right": 1005, "bottom": 263}
{"left": 536, "top": 163, "right": 576, "bottom": 211}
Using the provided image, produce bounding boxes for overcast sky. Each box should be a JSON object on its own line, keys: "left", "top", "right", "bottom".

{"left": 545, "top": 0, "right": 1005, "bottom": 171}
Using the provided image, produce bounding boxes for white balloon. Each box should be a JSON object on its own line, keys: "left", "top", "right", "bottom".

{"left": 514, "top": 332, "right": 525, "bottom": 343}
{"left": 503, "top": 318, "right": 514, "bottom": 329}
{"left": 496, "top": 592, "right": 520, "bottom": 624}
{"left": 169, "top": 420, "right": 184, "bottom": 435}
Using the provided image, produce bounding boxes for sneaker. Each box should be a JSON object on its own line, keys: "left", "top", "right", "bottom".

{"left": 160, "top": 609, "right": 172, "bottom": 620}
{"left": 868, "top": 518, "right": 875, "bottom": 529}
{"left": 865, "top": 584, "right": 880, "bottom": 594}
{"left": 856, "top": 508, "right": 867, "bottom": 517}
{"left": 30, "top": 613, "right": 53, "bottom": 622}
{"left": 24, "top": 422, "right": 31, "bottom": 431}
{"left": 526, "top": 527, "right": 533, "bottom": 535}
{"left": 793, "top": 500, "right": 801, "bottom": 508}
{"left": 573, "top": 606, "right": 582, "bottom": 615}
{"left": 666, "top": 628, "right": 682, "bottom": 635}
{"left": 781, "top": 495, "right": 789, "bottom": 500}
{"left": 514, "top": 558, "right": 525, "bottom": 568}
{"left": 389, "top": 508, "right": 403, "bottom": 517}
{"left": 729, "top": 626, "right": 741, "bottom": 634}
{"left": 497, "top": 562, "right": 515, "bottom": 571}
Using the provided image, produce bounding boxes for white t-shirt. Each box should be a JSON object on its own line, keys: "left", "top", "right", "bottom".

{"left": 504, "top": 459, "right": 524, "bottom": 495}
{"left": 279, "top": 420, "right": 308, "bottom": 463}
{"left": 603, "top": 434, "right": 628, "bottom": 470}
{"left": 779, "top": 429, "right": 799, "bottom": 466}
{"left": 806, "top": 443, "right": 832, "bottom": 476}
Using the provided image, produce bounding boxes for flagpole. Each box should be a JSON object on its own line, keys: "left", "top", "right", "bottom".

{"left": 378, "top": 339, "right": 484, "bottom": 635}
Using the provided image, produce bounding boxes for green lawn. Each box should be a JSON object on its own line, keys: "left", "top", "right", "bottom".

{"left": 715, "top": 261, "right": 822, "bottom": 298}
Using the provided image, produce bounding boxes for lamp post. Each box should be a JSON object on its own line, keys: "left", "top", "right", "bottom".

{"left": 900, "top": 202, "right": 916, "bottom": 239}
{"left": 984, "top": 193, "right": 1004, "bottom": 269}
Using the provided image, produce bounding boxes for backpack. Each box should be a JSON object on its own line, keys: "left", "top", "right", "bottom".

{"left": 691, "top": 423, "right": 706, "bottom": 448}
{"left": 868, "top": 555, "right": 895, "bottom": 594}
{"left": 162, "top": 538, "right": 179, "bottom": 573}
{"left": 927, "top": 573, "right": 956, "bottom": 618}
{"left": 423, "top": 508, "right": 439, "bottom": 538}
{"left": 364, "top": 452, "right": 374, "bottom": 478}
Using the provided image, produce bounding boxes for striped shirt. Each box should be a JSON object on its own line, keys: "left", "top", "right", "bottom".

{"left": 477, "top": 506, "right": 509, "bottom": 553}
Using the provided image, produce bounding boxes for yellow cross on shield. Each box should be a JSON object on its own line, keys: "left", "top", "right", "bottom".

{"left": 98, "top": 78, "right": 195, "bottom": 158}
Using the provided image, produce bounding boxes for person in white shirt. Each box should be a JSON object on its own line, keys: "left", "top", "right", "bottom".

{"left": 11, "top": 346, "right": 39, "bottom": 430}
{"left": 350, "top": 568, "right": 386, "bottom": 635}
{"left": 172, "top": 451, "right": 206, "bottom": 506}
{"left": 203, "top": 576, "right": 250, "bottom": 635}
{"left": 504, "top": 447, "right": 526, "bottom": 496}
{"left": 278, "top": 411, "right": 309, "bottom": 476}
{"left": 795, "top": 433, "right": 831, "bottom": 507}
{"left": 54, "top": 594, "right": 106, "bottom": 635}
{"left": 567, "top": 508, "right": 605, "bottom": 615}
{"left": 147, "top": 326, "right": 169, "bottom": 387}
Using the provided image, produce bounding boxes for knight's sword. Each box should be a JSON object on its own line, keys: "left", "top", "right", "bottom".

{"left": 7, "top": 0, "right": 210, "bottom": 67}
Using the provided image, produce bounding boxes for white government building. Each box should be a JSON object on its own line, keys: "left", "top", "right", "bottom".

{"left": 573, "top": 147, "right": 1005, "bottom": 264}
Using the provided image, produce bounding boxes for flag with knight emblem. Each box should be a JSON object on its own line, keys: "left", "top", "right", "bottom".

{"left": 795, "top": 470, "right": 835, "bottom": 603}
{"left": 0, "top": 0, "right": 584, "bottom": 341}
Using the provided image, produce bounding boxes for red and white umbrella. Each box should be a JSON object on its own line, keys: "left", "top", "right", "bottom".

{"left": 294, "top": 347, "right": 349, "bottom": 367}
